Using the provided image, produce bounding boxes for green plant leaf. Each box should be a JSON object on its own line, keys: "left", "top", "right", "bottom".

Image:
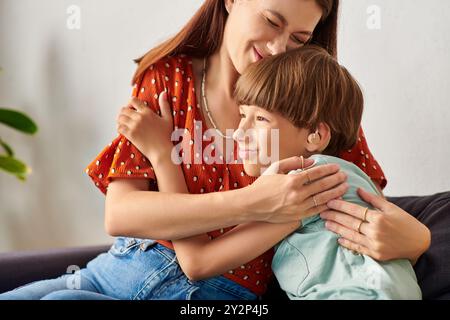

{"left": 0, "top": 155, "right": 29, "bottom": 181}
{"left": 0, "top": 108, "right": 38, "bottom": 134}
{"left": 0, "top": 138, "right": 14, "bottom": 157}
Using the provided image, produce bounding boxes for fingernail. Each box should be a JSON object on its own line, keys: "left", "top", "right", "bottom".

{"left": 304, "top": 158, "right": 315, "bottom": 168}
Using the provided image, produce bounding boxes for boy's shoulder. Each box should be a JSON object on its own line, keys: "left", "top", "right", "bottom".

{"left": 289, "top": 155, "right": 376, "bottom": 191}
{"left": 309, "top": 154, "right": 359, "bottom": 171}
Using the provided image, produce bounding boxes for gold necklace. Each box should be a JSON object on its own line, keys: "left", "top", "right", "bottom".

{"left": 201, "top": 57, "right": 234, "bottom": 140}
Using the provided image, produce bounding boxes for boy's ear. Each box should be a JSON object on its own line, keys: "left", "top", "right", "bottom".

{"left": 224, "top": 0, "right": 235, "bottom": 14}
{"left": 305, "top": 122, "right": 331, "bottom": 153}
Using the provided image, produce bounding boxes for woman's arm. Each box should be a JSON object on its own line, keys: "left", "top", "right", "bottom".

{"left": 105, "top": 177, "right": 250, "bottom": 240}
{"left": 106, "top": 167, "right": 346, "bottom": 241}
{"left": 106, "top": 166, "right": 349, "bottom": 240}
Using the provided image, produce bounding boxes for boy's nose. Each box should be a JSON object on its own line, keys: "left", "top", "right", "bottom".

{"left": 234, "top": 118, "right": 252, "bottom": 140}
{"left": 233, "top": 128, "right": 245, "bottom": 142}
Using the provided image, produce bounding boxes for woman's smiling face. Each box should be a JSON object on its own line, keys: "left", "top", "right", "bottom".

{"left": 223, "top": 0, "right": 323, "bottom": 74}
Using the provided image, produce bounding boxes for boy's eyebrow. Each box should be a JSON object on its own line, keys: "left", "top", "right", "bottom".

{"left": 266, "top": 9, "right": 314, "bottom": 36}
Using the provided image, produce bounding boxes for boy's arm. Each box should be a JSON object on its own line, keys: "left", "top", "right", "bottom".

{"left": 148, "top": 154, "right": 214, "bottom": 250}
{"left": 174, "top": 220, "right": 300, "bottom": 281}
{"left": 146, "top": 155, "right": 219, "bottom": 273}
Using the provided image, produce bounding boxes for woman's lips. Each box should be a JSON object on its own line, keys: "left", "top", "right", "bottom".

{"left": 253, "top": 47, "right": 263, "bottom": 62}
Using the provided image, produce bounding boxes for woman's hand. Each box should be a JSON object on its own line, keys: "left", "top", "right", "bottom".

{"left": 117, "top": 92, "right": 174, "bottom": 164}
{"left": 320, "top": 188, "right": 431, "bottom": 264}
{"left": 245, "top": 156, "right": 349, "bottom": 224}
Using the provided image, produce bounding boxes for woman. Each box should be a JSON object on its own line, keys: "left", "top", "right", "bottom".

{"left": 1, "top": 0, "right": 446, "bottom": 300}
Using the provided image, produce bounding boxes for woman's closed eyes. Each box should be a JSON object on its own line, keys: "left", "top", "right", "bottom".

{"left": 263, "top": 15, "right": 307, "bottom": 46}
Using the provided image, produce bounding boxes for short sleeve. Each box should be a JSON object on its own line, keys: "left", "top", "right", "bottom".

{"left": 339, "top": 127, "right": 387, "bottom": 190}
{"left": 85, "top": 62, "right": 169, "bottom": 194}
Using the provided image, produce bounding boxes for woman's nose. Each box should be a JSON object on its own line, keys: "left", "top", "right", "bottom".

{"left": 266, "top": 34, "right": 289, "bottom": 55}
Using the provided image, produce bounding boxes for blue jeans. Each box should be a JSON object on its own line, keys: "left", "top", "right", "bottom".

{"left": 0, "top": 237, "right": 258, "bottom": 300}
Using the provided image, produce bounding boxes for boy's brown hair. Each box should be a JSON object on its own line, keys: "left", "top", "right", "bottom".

{"left": 234, "top": 45, "right": 363, "bottom": 156}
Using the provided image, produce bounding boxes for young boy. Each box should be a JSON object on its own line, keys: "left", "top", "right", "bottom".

{"left": 118, "top": 46, "right": 421, "bottom": 299}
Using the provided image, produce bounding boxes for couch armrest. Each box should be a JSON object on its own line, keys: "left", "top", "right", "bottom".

{"left": 0, "top": 245, "right": 110, "bottom": 294}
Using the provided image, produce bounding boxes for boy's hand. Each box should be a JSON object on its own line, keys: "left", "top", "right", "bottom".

{"left": 117, "top": 91, "right": 174, "bottom": 165}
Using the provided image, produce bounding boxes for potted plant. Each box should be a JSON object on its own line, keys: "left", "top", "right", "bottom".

{"left": 0, "top": 67, "right": 38, "bottom": 181}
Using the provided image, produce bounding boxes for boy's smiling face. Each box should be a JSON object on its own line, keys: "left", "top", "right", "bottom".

{"left": 233, "top": 104, "right": 314, "bottom": 177}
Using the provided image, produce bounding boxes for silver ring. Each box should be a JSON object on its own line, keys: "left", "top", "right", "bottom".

{"left": 357, "top": 220, "right": 364, "bottom": 234}
{"left": 306, "top": 171, "right": 312, "bottom": 184}
{"left": 362, "top": 207, "right": 369, "bottom": 222}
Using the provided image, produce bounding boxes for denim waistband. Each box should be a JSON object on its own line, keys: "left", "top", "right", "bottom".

{"left": 115, "top": 237, "right": 257, "bottom": 300}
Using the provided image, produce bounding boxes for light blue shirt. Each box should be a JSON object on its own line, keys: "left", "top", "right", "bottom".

{"left": 272, "top": 155, "right": 422, "bottom": 300}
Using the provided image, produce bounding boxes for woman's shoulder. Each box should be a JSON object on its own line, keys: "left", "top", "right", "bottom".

{"left": 133, "top": 54, "right": 196, "bottom": 96}
{"left": 139, "top": 54, "right": 195, "bottom": 79}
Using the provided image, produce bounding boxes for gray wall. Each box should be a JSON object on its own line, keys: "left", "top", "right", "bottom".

{"left": 0, "top": 0, "right": 449, "bottom": 252}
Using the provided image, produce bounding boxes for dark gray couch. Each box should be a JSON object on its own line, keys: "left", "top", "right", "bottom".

{"left": 0, "top": 244, "right": 287, "bottom": 300}
{"left": 1, "top": 192, "right": 450, "bottom": 300}
{"left": 0, "top": 245, "right": 110, "bottom": 295}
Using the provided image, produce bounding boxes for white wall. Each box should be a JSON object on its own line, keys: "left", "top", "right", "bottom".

{"left": 0, "top": 0, "right": 449, "bottom": 252}
{"left": 338, "top": 0, "right": 450, "bottom": 198}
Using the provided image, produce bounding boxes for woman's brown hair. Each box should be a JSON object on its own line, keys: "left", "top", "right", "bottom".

{"left": 132, "top": 0, "right": 339, "bottom": 84}
{"left": 234, "top": 46, "right": 363, "bottom": 156}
